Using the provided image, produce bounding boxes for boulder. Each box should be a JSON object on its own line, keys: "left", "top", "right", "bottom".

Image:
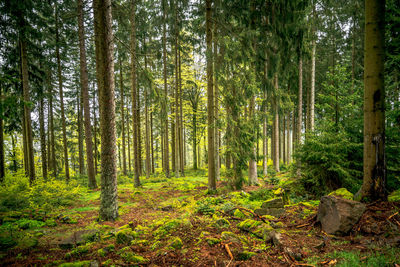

{"left": 317, "top": 195, "right": 365, "bottom": 236}
{"left": 254, "top": 198, "right": 285, "bottom": 218}
{"left": 58, "top": 229, "right": 99, "bottom": 249}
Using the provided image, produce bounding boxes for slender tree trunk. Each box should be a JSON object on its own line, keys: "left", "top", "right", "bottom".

{"left": 47, "top": 101, "right": 51, "bottom": 174}
{"left": 93, "top": 84, "right": 98, "bottom": 175}
{"left": 286, "top": 112, "right": 291, "bottom": 164}
{"left": 39, "top": 96, "right": 47, "bottom": 180}
{"left": 130, "top": 0, "right": 140, "bottom": 187}
{"left": 151, "top": 111, "right": 155, "bottom": 173}
{"left": 206, "top": 0, "right": 216, "bottom": 191}
{"left": 213, "top": 11, "right": 220, "bottom": 182}
{"left": 248, "top": 95, "right": 258, "bottom": 184}
{"left": 174, "top": 1, "right": 180, "bottom": 178}
{"left": 360, "top": 0, "right": 386, "bottom": 201}
{"left": 162, "top": 0, "right": 170, "bottom": 177}
{"left": 179, "top": 45, "right": 185, "bottom": 176}
{"left": 310, "top": 4, "right": 316, "bottom": 131}
{"left": 273, "top": 74, "right": 280, "bottom": 172}
{"left": 77, "top": 93, "right": 84, "bottom": 175}
{"left": 144, "top": 38, "right": 151, "bottom": 178}
{"left": 12, "top": 134, "right": 17, "bottom": 172}
{"left": 49, "top": 80, "right": 56, "bottom": 177}
{"left": 0, "top": 86, "right": 4, "bottom": 182}
{"left": 55, "top": 6, "right": 70, "bottom": 181}
{"left": 283, "top": 115, "right": 286, "bottom": 164}
{"left": 93, "top": 0, "right": 118, "bottom": 221}
{"left": 192, "top": 107, "right": 198, "bottom": 170}
{"left": 119, "top": 57, "right": 127, "bottom": 176}
{"left": 127, "top": 114, "right": 131, "bottom": 172}
{"left": 20, "top": 37, "right": 35, "bottom": 183}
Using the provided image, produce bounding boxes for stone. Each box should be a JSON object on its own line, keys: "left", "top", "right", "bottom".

{"left": 237, "top": 219, "right": 273, "bottom": 240}
{"left": 254, "top": 208, "right": 285, "bottom": 218}
{"left": 161, "top": 205, "right": 173, "bottom": 211}
{"left": 316, "top": 195, "right": 366, "bottom": 236}
{"left": 221, "top": 231, "right": 241, "bottom": 243}
{"left": 267, "top": 231, "right": 283, "bottom": 247}
{"left": 116, "top": 229, "right": 138, "bottom": 244}
{"left": 261, "top": 198, "right": 284, "bottom": 209}
{"left": 328, "top": 188, "right": 354, "bottom": 200}
{"left": 58, "top": 230, "right": 99, "bottom": 249}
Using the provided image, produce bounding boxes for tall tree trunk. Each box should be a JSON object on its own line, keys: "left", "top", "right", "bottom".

{"left": 119, "top": 57, "right": 127, "bottom": 176}
{"left": 283, "top": 115, "right": 286, "bottom": 164}
{"left": 296, "top": 55, "right": 303, "bottom": 177}
{"left": 144, "top": 39, "right": 151, "bottom": 178}
{"left": 162, "top": 0, "right": 170, "bottom": 177}
{"left": 130, "top": 0, "right": 140, "bottom": 187}
{"left": 93, "top": 89, "right": 98, "bottom": 175}
{"left": 49, "top": 79, "right": 56, "bottom": 177}
{"left": 174, "top": 2, "right": 180, "bottom": 178}
{"left": 77, "top": 93, "right": 84, "bottom": 175}
{"left": 20, "top": 37, "right": 35, "bottom": 183}
{"left": 206, "top": 0, "right": 216, "bottom": 191}
{"left": 22, "top": 111, "right": 28, "bottom": 176}
{"left": 310, "top": 3, "right": 316, "bottom": 131}
{"left": 93, "top": 0, "right": 118, "bottom": 221}
{"left": 213, "top": 9, "right": 220, "bottom": 182}
{"left": 0, "top": 86, "right": 4, "bottom": 182}
{"left": 151, "top": 111, "right": 155, "bottom": 173}
{"left": 179, "top": 44, "right": 185, "bottom": 176}
{"left": 78, "top": 0, "right": 96, "bottom": 187}
{"left": 262, "top": 90, "right": 268, "bottom": 177}
{"left": 39, "top": 96, "right": 47, "bottom": 180}
{"left": 360, "top": 0, "right": 386, "bottom": 201}
{"left": 286, "top": 112, "right": 291, "bottom": 164}
{"left": 127, "top": 113, "right": 131, "bottom": 172}
{"left": 192, "top": 106, "right": 198, "bottom": 170}
{"left": 273, "top": 74, "right": 280, "bottom": 172}
{"left": 248, "top": 95, "right": 258, "bottom": 185}
{"left": 55, "top": 6, "right": 70, "bottom": 181}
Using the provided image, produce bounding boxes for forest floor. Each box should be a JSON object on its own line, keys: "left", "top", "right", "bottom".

{"left": 1, "top": 169, "right": 400, "bottom": 266}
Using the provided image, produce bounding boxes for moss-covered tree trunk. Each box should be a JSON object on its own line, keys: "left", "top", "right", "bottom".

{"left": 93, "top": 0, "right": 119, "bottom": 221}
{"left": 360, "top": 0, "right": 386, "bottom": 201}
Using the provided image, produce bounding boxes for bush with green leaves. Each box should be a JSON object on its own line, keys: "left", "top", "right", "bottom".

{"left": 295, "top": 125, "right": 362, "bottom": 196}
{"left": 0, "top": 171, "right": 83, "bottom": 212}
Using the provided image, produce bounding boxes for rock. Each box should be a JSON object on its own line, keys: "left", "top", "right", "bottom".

{"left": 58, "top": 230, "right": 98, "bottom": 249}
{"left": 212, "top": 218, "right": 230, "bottom": 228}
{"left": 169, "top": 237, "right": 183, "bottom": 249}
{"left": 206, "top": 237, "right": 221, "bottom": 246}
{"left": 316, "top": 195, "right": 366, "bottom": 236}
{"left": 237, "top": 219, "right": 273, "bottom": 240}
{"left": 328, "top": 188, "right": 354, "bottom": 200}
{"left": 267, "top": 231, "right": 283, "bottom": 247}
{"left": 284, "top": 247, "right": 302, "bottom": 261}
{"left": 254, "top": 208, "right": 285, "bottom": 218}
{"left": 90, "top": 261, "right": 99, "bottom": 267}
{"left": 116, "top": 228, "right": 138, "bottom": 244}
{"left": 261, "top": 198, "right": 284, "bottom": 209}
{"left": 221, "top": 231, "right": 241, "bottom": 243}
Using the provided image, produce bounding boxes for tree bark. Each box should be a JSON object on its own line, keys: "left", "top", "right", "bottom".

{"left": 49, "top": 76, "right": 56, "bottom": 177}
{"left": 130, "top": 0, "right": 140, "bottom": 187}
{"left": 174, "top": 1, "right": 180, "bottom": 178}
{"left": 0, "top": 86, "right": 4, "bottom": 182}
{"left": 248, "top": 95, "right": 258, "bottom": 185}
{"left": 78, "top": 0, "right": 96, "bottom": 188}
{"left": 360, "top": 0, "right": 386, "bottom": 201}
{"left": 119, "top": 57, "right": 127, "bottom": 176}
{"left": 93, "top": 0, "right": 118, "bottom": 221}
{"left": 39, "top": 95, "right": 47, "bottom": 180}
{"left": 273, "top": 74, "right": 280, "bottom": 172}
{"left": 144, "top": 39, "right": 151, "bottom": 178}
{"left": 162, "top": 0, "right": 170, "bottom": 177}
{"left": 310, "top": 3, "right": 316, "bottom": 131}
{"left": 20, "top": 36, "right": 35, "bottom": 183}
{"left": 77, "top": 93, "right": 84, "bottom": 175}
{"left": 206, "top": 0, "right": 216, "bottom": 191}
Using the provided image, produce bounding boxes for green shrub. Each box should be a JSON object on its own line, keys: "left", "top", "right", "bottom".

{"left": 0, "top": 173, "right": 82, "bottom": 212}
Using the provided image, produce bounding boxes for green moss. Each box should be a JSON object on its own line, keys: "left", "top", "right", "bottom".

{"left": 237, "top": 251, "right": 257, "bottom": 260}
{"left": 233, "top": 209, "right": 246, "bottom": 218}
{"left": 17, "top": 235, "right": 38, "bottom": 250}
{"left": 389, "top": 190, "right": 400, "bottom": 202}
{"left": 206, "top": 237, "right": 221, "bottom": 246}
{"left": 58, "top": 260, "right": 91, "bottom": 267}
{"left": 97, "top": 248, "right": 106, "bottom": 257}
{"left": 328, "top": 188, "right": 354, "bottom": 200}
{"left": 237, "top": 219, "right": 262, "bottom": 231}
{"left": 237, "top": 219, "right": 273, "bottom": 240}
{"left": 150, "top": 241, "right": 162, "bottom": 250}
{"left": 169, "top": 237, "right": 183, "bottom": 249}
{"left": 65, "top": 244, "right": 92, "bottom": 259}
{"left": 212, "top": 218, "right": 230, "bottom": 228}
{"left": 116, "top": 228, "right": 138, "bottom": 244}
{"left": 45, "top": 218, "right": 57, "bottom": 227}
{"left": 117, "top": 247, "right": 147, "bottom": 263}
{"left": 221, "top": 231, "right": 241, "bottom": 243}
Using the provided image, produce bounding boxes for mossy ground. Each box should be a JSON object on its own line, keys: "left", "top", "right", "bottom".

{"left": 1, "top": 168, "right": 400, "bottom": 266}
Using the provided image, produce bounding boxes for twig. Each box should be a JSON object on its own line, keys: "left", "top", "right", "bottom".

{"left": 388, "top": 211, "right": 399, "bottom": 220}
{"left": 224, "top": 243, "right": 234, "bottom": 260}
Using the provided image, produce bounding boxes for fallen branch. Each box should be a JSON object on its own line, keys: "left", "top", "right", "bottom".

{"left": 224, "top": 243, "right": 234, "bottom": 260}
{"left": 388, "top": 211, "right": 399, "bottom": 220}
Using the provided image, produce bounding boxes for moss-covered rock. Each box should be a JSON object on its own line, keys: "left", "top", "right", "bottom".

{"left": 150, "top": 240, "right": 162, "bottom": 250}
{"left": 65, "top": 243, "right": 92, "bottom": 259}
{"left": 58, "top": 261, "right": 91, "bottom": 267}
{"left": 221, "top": 231, "right": 241, "bottom": 243}
{"left": 237, "top": 219, "right": 273, "bottom": 240}
{"left": 212, "top": 218, "right": 230, "bottom": 228}
{"left": 117, "top": 247, "right": 147, "bottom": 263}
{"left": 236, "top": 251, "right": 257, "bottom": 261}
{"left": 116, "top": 228, "right": 138, "bottom": 244}
{"left": 169, "top": 237, "right": 183, "bottom": 249}
{"left": 328, "top": 188, "right": 353, "bottom": 200}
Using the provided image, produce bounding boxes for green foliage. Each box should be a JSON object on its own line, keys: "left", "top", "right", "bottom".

{"left": 15, "top": 219, "right": 45, "bottom": 230}
{"left": 0, "top": 172, "right": 82, "bottom": 212}
{"left": 195, "top": 197, "right": 223, "bottom": 215}
{"left": 296, "top": 127, "right": 362, "bottom": 196}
